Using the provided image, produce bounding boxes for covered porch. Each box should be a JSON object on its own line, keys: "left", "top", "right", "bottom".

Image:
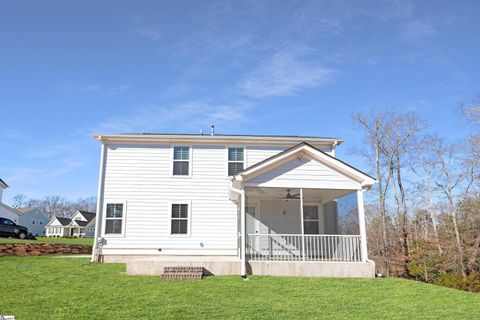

{"left": 244, "top": 187, "right": 365, "bottom": 263}
{"left": 65, "top": 226, "right": 87, "bottom": 237}
{"left": 231, "top": 142, "right": 376, "bottom": 277}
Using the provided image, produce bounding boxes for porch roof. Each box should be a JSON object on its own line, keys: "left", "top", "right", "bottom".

{"left": 234, "top": 142, "right": 376, "bottom": 190}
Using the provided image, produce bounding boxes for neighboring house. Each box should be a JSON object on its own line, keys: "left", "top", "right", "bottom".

{"left": 16, "top": 208, "right": 49, "bottom": 236}
{"left": 46, "top": 210, "right": 96, "bottom": 237}
{"left": 91, "top": 133, "right": 376, "bottom": 278}
{"left": 0, "top": 179, "right": 20, "bottom": 224}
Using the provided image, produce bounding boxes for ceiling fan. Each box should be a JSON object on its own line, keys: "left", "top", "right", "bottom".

{"left": 278, "top": 189, "right": 300, "bottom": 201}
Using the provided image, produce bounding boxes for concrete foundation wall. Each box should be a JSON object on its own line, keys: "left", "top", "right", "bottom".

{"left": 247, "top": 261, "right": 375, "bottom": 278}
{"left": 103, "top": 255, "right": 375, "bottom": 278}
{"left": 123, "top": 256, "right": 241, "bottom": 276}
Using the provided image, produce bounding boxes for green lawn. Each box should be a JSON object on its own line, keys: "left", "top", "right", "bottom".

{"left": 0, "top": 257, "right": 479, "bottom": 319}
{"left": 0, "top": 236, "right": 93, "bottom": 246}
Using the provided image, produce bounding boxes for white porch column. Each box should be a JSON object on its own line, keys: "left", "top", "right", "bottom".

{"left": 300, "top": 188, "right": 305, "bottom": 261}
{"left": 357, "top": 189, "right": 368, "bottom": 262}
{"left": 240, "top": 189, "right": 246, "bottom": 277}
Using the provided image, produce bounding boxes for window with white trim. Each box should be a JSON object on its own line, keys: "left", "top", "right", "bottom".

{"left": 303, "top": 205, "right": 320, "bottom": 234}
{"left": 228, "top": 147, "right": 244, "bottom": 176}
{"left": 32, "top": 219, "right": 36, "bottom": 225}
{"left": 172, "top": 146, "right": 190, "bottom": 176}
{"left": 105, "top": 203, "right": 124, "bottom": 235}
{"left": 170, "top": 203, "right": 189, "bottom": 235}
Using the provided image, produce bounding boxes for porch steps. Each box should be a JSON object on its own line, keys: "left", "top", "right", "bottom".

{"left": 160, "top": 266, "right": 204, "bottom": 280}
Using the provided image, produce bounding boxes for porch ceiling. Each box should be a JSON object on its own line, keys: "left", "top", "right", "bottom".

{"left": 245, "top": 187, "right": 355, "bottom": 203}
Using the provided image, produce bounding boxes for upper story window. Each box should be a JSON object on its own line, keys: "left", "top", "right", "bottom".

{"left": 173, "top": 146, "right": 190, "bottom": 176}
{"left": 228, "top": 147, "right": 244, "bottom": 176}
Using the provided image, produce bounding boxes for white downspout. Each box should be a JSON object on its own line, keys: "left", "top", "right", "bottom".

{"left": 229, "top": 180, "right": 246, "bottom": 277}
{"left": 91, "top": 141, "right": 106, "bottom": 262}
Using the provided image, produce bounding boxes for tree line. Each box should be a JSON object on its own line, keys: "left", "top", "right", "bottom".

{"left": 355, "top": 98, "right": 480, "bottom": 291}
{"left": 11, "top": 194, "right": 96, "bottom": 220}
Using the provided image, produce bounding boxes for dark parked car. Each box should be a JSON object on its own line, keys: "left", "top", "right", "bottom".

{"left": 0, "top": 217, "right": 29, "bottom": 239}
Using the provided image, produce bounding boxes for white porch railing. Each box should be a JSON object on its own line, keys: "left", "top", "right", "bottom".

{"left": 246, "top": 234, "right": 362, "bottom": 262}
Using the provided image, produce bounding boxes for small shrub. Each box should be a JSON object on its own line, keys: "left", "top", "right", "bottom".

{"left": 436, "top": 273, "right": 480, "bottom": 293}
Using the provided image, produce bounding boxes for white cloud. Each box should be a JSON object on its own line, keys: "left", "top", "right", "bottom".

{"left": 103, "top": 84, "right": 130, "bottom": 96}
{"left": 240, "top": 48, "right": 335, "bottom": 98}
{"left": 60, "top": 82, "right": 129, "bottom": 96}
{"left": 0, "top": 129, "right": 29, "bottom": 143}
{"left": 94, "top": 102, "right": 250, "bottom": 134}
{"left": 137, "top": 27, "right": 162, "bottom": 41}
{"left": 401, "top": 20, "right": 437, "bottom": 42}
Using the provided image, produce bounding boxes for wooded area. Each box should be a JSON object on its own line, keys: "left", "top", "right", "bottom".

{"left": 356, "top": 98, "right": 480, "bottom": 292}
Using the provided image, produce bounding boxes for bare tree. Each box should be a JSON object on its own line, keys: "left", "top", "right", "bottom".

{"left": 9, "top": 195, "right": 97, "bottom": 219}
{"left": 423, "top": 136, "right": 478, "bottom": 277}
{"left": 354, "top": 111, "right": 425, "bottom": 276}
{"left": 353, "top": 112, "right": 392, "bottom": 275}
{"left": 11, "top": 194, "right": 27, "bottom": 208}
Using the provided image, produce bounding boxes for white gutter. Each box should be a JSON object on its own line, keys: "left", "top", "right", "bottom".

{"left": 94, "top": 134, "right": 343, "bottom": 147}
{"left": 91, "top": 142, "right": 106, "bottom": 262}
{"left": 229, "top": 181, "right": 246, "bottom": 277}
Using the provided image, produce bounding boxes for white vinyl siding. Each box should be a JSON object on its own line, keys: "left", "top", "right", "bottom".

{"left": 0, "top": 204, "right": 20, "bottom": 223}
{"left": 99, "top": 143, "right": 336, "bottom": 256}
{"left": 246, "top": 145, "right": 334, "bottom": 167}
{"left": 246, "top": 146, "right": 287, "bottom": 167}
{"left": 101, "top": 144, "right": 238, "bottom": 255}
{"left": 246, "top": 157, "right": 360, "bottom": 189}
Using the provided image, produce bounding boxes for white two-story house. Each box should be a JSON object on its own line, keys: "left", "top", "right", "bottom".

{"left": 91, "top": 133, "right": 376, "bottom": 278}
{"left": 46, "top": 210, "right": 96, "bottom": 238}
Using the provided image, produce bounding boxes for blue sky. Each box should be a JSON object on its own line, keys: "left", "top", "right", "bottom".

{"left": 1, "top": 1, "right": 479, "bottom": 204}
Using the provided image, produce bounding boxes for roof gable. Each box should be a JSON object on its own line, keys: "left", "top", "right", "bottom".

{"left": 47, "top": 217, "right": 71, "bottom": 226}
{"left": 0, "top": 202, "right": 21, "bottom": 216}
{"left": 0, "top": 178, "right": 8, "bottom": 188}
{"left": 236, "top": 142, "right": 376, "bottom": 189}
{"left": 78, "top": 211, "right": 95, "bottom": 223}
{"left": 246, "top": 156, "right": 361, "bottom": 189}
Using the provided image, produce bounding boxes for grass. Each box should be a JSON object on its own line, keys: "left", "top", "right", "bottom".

{"left": 0, "top": 236, "right": 93, "bottom": 246}
{"left": 0, "top": 256, "right": 479, "bottom": 319}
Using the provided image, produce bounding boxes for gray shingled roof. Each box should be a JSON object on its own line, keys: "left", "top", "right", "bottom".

{"left": 55, "top": 217, "right": 72, "bottom": 226}
{"left": 78, "top": 211, "right": 96, "bottom": 223}
{"left": 0, "top": 178, "right": 8, "bottom": 188}
{"left": 74, "top": 220, "right": 88, "bottom": 227}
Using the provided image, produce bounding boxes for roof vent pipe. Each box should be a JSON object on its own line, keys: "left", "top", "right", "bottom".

{"left": 210, "top": 125, "right": 215, "bottom": 135}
